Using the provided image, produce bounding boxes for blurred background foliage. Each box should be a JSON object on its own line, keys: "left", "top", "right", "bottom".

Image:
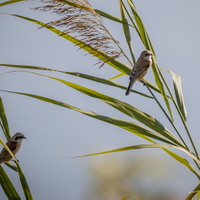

{"left": 87, "top": 154, "right": 180, "bottom": 200}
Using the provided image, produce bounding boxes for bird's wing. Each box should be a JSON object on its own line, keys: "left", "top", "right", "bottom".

{"left": 130, "top": 68, "right": 144, "bottom": 79}
{"left": 0, "top": 141, "right": 17, "bottom": 157}
{"left": 130, "top": 64, "right": 150, "bottom": 80}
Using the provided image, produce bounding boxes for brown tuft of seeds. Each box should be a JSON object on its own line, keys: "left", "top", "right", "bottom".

{"left": 33, "top": 0, "right": 122, "bottom": 67}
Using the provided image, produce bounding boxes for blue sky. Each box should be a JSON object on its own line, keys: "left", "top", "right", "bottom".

{"left": 0, "top": 0, "right": 200, "bottom": 199}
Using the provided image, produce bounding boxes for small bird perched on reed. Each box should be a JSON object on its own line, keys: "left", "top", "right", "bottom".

{"left": 0, "top": 132, "right": 26, "bottom": 164}
{"left": 125, "top": 50, "right": 153, "bottom": 96}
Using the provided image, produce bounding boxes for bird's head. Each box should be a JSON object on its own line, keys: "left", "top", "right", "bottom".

{"left": 141, "top": 50, "right": 153, "bottom": 61}
{"left": 11, "top": 132, "right": 27, "bottom": 143}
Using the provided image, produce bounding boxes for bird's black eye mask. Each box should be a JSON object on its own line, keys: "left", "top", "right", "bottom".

{"left": 15, "top": 136, "right": 20, "bottom": 140}
{"left": 15, "top": 136, "right": 25, "bottom": 140}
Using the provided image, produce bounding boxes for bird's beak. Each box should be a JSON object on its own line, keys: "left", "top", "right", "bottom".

{"left": 22, "top": 136, "right": 27, "bottom": 139}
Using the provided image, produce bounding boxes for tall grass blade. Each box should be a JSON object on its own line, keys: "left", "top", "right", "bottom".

{"left": 119, "top": 0, "right": 135, "bottom": 63}
{"left": 126, "top": 0, "right": 155, "bottom": 55}
{"left": 127, "top": 0, "right": 173, "bottom": 121}
{"left": 0, "top": 0, "right": 24, "bottom": 7}
{"left": 0, "top": 89, "right": 178, "bottom": 145}
{"left": 0, "top": 64, "right": 154, "bottom": 98}
{"left": 108, "top": 72, "right": 125, "bottom": 81}
{"left": 94, "top": 9, "right": 124, "bottom": 24}
{"left": 0, "top": 95, "right": 11, "bottom": 140}
{"left": 0, "top": 14, "right": 163, "bottom": 94}
{"left": 4, "top": 162, "right": 18, "bottom": 171}
{"left": 22, "top": 71, "right": 183, "bottom": 147}
{"left": 74, "top": 144, "right": 200, "bottom": 179}
{"left": 3, "top": 13, "right": 130, "bottom": 74}
{"left": 0, "top": 70, "right": 182, "bottom": 146}
{"left": 0, "top": 137, "right": 32, "bottom": 198}
{"left": 0, "top": 13, "right": 164, "bottom": 95}
{"left": 186, "top": 183, "right": 200, "bottom": 200}
{"left": 16, "top": 162, "right": 33, "bottom": 200}
{"left": 2, "top": 89, "right": 200, "bottom": 178}
{"left": 161, "top": 69, "right": 187, "bottom": 121}
{"left": 0, "top": 70, "right": 182, "bottom": 148}
{"left": 0, "top": 166, "right": 20, "bottom": 199}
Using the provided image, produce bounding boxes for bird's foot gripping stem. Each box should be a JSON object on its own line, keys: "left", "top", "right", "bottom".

{"left": 141, "top": 80, "right": 147, "bottom": 86}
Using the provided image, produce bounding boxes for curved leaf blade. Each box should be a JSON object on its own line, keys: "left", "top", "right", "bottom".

{"left": 119, "top": 0, "right": 135, "bottom": 63}
{"left": 1, "top": 89, "right": 199, "bottom": 179}
{"left": 0, "top": 166, "right": 20, "bottom": 200}
{"left": 0, "top": 14, "right": 162, "bottom": 94}
{"left": 127, "top": 0, "right": 173, "bottom": 121}
{"left": 0, "top": 95, "right": 11, "bottom": 140}
{"left": 4, "top": 13, "right": 130, "bottom": 75}
{"left": 95, "top": 9, "right": 124, "bottom": 24}
{"left": 16, "top": 162, "right": 33, "bottom": 200}
{"left": 4, "top": 162, "right": 18, "bottom": 171}
{"left": 74, "top": 144, "right": 177, "bottom": 157}
{"left": 27, "top": 71, "right": 183, "bottom": 147}
{"left": 1, "top": 70, "right": 182, "bottom": 147}
{"left": 186, "top": 183, "right": 200, "bottom": 200}
{"left": 163, "top": 148, "right": 200, "bottom": 179}
{"left": 0, "top": 0, "right": 24, "bottom": 7}
{"left": 0, "top": 137, "right": 32, "bottom": 199}
{"left": 0, "top": 64, "right": 153, "bottom": 99}
{"left": 127, "top": 0, "right": 155, "bottom": 55}
{"left": 73, "top": 143, "right": 200, "bottom": 179}
{"left": 162, "top": 69, "right": 187, "bottom": 121}
{"left": 0, "top": 89, "right": 177, "bottom": 145}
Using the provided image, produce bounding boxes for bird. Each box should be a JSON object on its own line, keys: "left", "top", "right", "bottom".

{"left": 125, "top": 50, "right": 153, "bottom": 96}
{"left": 0, "top": 132, "right": 26, "bottom": 164}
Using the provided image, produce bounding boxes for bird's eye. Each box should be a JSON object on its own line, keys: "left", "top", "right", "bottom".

{"left": 15, "top": 136, "right": 20, "bottom": 140}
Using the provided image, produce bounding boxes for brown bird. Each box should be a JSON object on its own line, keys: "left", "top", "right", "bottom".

{"left": 125, "top": 50, "right": 153, "bottom": 95}
{"left": 0, "top": 132, "right": 26, "bottom": 164}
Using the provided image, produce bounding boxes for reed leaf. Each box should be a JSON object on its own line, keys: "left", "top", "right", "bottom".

{"left": 0, "top": 13, "right": 163, "bottom": 94}
{"left": 108, "top": 72, "right": 125, "bottom": 80}
{"left": 186, "top": 183, "right": 200, "bottom": 200}
{"left": 0, "top": 0, "right": 24, "bottom": 7}
{"left": 4, "top": 162, "right": 18, "bottom": 171}
{"left": 21, "top": 71, "right": 183, "bottom": 147}
{"left": 73, "top": 144, "right": 200, "bottom": 179}
{"left": 0, "top": 70, "right": 183, "bottom": 148}
{"left": 161, "top": 69, "right": 187, "bottom": 121}
{"left": 119, "top": 0, "right": 135, "bottom": 63}
{"left": 94, "top": 9, "right": 124, "bottom": 24}
{"left": 0, "top": 166, "right": 20, "bottom": 200}
{"left": 16, "top": 162, "right": 33, "bottom": 200}
{"left": 0, "top": 96, "right": 11, "bottom": 140}
{"left": 4, "top": 13, "right": 130, "bottom": 74}
{"left": 0, "top": 64, "right": 153, "bottom": 99}
{"left": 127, "top": 0, "right": 173, "bottom": 121}
{"left": 0, "top": 89, "right": 178, "bottom": 146}
{"left": 0, "top": 138, "right": 32, "bottom": 199}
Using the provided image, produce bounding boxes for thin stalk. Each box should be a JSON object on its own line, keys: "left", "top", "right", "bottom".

{"left": 159, "top": 70, "right": 200, "bottom": 159}
{"left": 120, "top": 0, "right": 142, "bottom": 44}
{"left": 119, "top": 0, "right": 136, "bottom": 64}
{"left": 146, "top": 83, "right": 200, "bottom": 170}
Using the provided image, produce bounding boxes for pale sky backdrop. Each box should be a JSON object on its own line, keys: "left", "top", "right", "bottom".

{"left": 1, "top": 0, "right": 200, "bottom": 199}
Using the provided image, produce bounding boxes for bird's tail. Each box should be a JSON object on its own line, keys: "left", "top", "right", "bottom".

{"left": 125, "top": 79, "right": 137, "bottom": 96}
